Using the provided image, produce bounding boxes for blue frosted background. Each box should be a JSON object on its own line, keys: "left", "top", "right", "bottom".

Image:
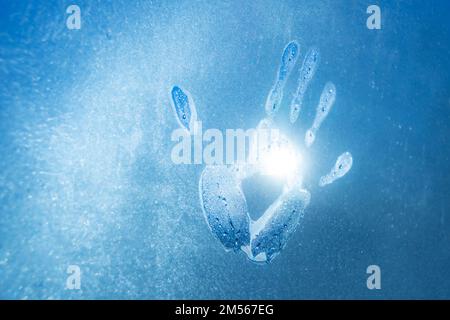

{"left": 0, "top": 0, "right": 449, "bottom": 299}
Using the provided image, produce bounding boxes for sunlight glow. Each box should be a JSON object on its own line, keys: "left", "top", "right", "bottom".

{"left": 260, "top": 143, "right": 301, "bottom": 179}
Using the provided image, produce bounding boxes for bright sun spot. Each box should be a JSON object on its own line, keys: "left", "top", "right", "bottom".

{"left": 260, "top": 143, "right": 301, "bottom": 179}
